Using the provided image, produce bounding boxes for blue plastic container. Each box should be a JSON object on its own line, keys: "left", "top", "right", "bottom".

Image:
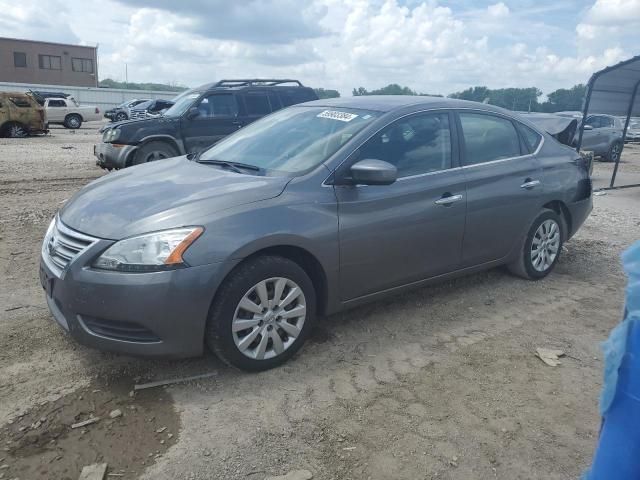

{"left": 586, "top": 241, "right": 640, "bottom": 479}
{"left": 588, "top": 320, "right": 640, "bottom": 479}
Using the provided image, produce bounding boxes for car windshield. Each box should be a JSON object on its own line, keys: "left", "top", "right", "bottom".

{"left": 198, "top": 106, "right": 380, "bottom": 174}
{"left": 163, "top": 92, "right": 201, "bottom": 117}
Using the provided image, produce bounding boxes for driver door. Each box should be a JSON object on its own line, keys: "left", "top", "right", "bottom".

{"left": 181, "top": 93, "right": 244, "bottom": 153}
{"left": 334, "top": 111, "right": 467, "bottom": 301}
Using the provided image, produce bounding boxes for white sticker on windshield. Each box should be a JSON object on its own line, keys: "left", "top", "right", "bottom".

{"left": 317, "top": 110, "right": 358, "bottom": 122}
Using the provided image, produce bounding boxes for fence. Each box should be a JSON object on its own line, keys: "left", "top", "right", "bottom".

{"left": 0, "top": 81, "right": 179, "bottom": 110}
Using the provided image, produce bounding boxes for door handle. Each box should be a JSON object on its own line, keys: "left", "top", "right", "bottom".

{"left": 435, "top": 194, "right": 463, "bottom": 206}
{"left": 520, "top": 179, "right": 541, "bottom": 189}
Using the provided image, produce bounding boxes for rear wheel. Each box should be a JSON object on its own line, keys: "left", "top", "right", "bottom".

{"left": 205, "top": 256, "right": 316, "bottom": 371}
{"left": 131, "top": 141, "right": 178, "bottom": 165}
{"left": 508, "top": 209, "right": 564, "bottom": 280}
{"left": 64, "top": 114, "right": 82, "bottom": 129}
{"left": 603, "top": 140, "right": 622, "bottom": 162}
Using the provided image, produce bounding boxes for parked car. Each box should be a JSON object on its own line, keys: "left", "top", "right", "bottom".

{"left": 94, "top": 79, "right": 319, "bottom": 170}
{"left": 104, "top": 99, "right": 151, "bottom": 122}
{"left": 556, "top": 112, "right": 624, "bottom": 162}
{"left": 624, "top": 118, "right": 640, "bottom": 142}
{"left": 41, "top": 96, "right": 592, "bottom": 370}
{"left": 0, "top": 92, "right": 48, "bottom": 137}
{"left": 44, "top": 97, "right": 101, "bottom": 129}
{"left": 128, "top": 99, "right": 175, "bottom": 120}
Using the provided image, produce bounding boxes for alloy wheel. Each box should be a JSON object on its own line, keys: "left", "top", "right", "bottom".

{"left": 611, "top": 143, "right": 621, "bottom": 161}
{"left": 9, "top": 124, "right": 26, "bottom": 138}
{"left": 530, "top": 219, "right": 560, "bottom": 272}
{"left": 143, "top": 151, "right": 171, "bottom": 162}
{"left": 232, "top": 277, "right": 306, "bottom": 360}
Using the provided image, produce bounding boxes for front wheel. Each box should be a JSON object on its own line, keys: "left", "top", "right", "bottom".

{"left": 115, "top": 112, "right": 127, "bottom": 122}
{"left": 131, "top": 141, "right": 178, "bottom": 165}
{"left": 205, "top": 256, "right": 316, "bottom": 371}
{"left": 508, "top": 209, "right": 564, "bottom": 280}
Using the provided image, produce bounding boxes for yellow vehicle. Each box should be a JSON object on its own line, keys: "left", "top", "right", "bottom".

{"left": 0, "top": 92, "right": 48, "bottom": 137}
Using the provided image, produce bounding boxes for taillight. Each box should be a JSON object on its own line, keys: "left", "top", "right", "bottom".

{"left": 95, "top": 108, "right": 100, "bottom": 114}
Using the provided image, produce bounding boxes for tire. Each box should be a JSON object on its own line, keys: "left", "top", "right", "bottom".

{"left": 64, "top": 114, "right": 82, "bottom": 129}
{"left": 603, "top": 140, "right": 622, "bottom": 163}
{"left": 4, "top": 122, "right": 28, "bottom": 138}
{"left": 115, "top": 112, "right": 127, "bottom": 122}
{"left": 205, "top": 255, "right": 317, "bottom": 371}
{"left": 132, "top": 141, "right": 178, "bottom": 165}
{"left": 507, "top": 209, "right": 564, "bottom": 280}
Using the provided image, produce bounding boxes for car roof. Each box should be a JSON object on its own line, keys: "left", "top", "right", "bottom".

{"left": 298, "top": 95, "right": 517, "bottom": 114}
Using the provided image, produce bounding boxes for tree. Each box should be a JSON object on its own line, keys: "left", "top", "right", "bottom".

{"left": 314, "top": 88, "right": 340, "bottom": 99}
{"left": 540, "top": 84, "right": 586, "bottom": 113}
{"left": 449, "top": 86, "right": 542, "bottom": 111}
{"left": 99, "top": 78, "right": 188, "bottom": 92}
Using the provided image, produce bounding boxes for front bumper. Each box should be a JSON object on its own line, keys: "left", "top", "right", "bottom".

{"left": 94, "top": 142, "right": 137, "bottom": 169}
{"left": 40, "top": 237, "right": 228, "bottom": 358}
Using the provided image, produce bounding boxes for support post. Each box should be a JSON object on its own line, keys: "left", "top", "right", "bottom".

{"left": 610, "top": 80, "right": 639, "bottom": 188}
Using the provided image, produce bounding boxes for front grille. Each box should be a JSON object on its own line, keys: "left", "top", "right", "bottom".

{"left": 129, "top": 110, "right": 147, "bottom": 119}
{"left": 81, "top": 316, "right": 161, "bottom": 343}
{"left": 43, "top": 219, "right": 97, "bottom": 275}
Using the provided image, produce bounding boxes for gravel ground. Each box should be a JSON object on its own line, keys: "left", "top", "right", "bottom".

{"left": 1, "top": 124, "right": 639, "bottom": 479}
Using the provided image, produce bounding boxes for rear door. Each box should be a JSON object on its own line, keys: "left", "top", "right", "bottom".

{"left": 46, "top": 99, "right": 67, "bottom": 122}
{"left": 336, "top": 111, "right": 467, "bottom": 300}
{"left": 241, "top": 90, "right": 274, "bottom": 126}
{"left": 181, "top": 93, "right": 242, "bottom": 153}
{"left": 582, "top": 115, "right": 608, "bottom": 153}
{"left": 457, "top": 111, "right": 543, "bottom": 267}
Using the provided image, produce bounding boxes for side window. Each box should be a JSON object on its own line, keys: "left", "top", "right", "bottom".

{"left": 517, "top": 123, "right": 543, "bottom": 153}
{"left": 358, "top": 112, "right": 452, "bottom": 178}
{"left": 195, "top": 94, "right": 239, "bottom": 118}
{"left": 9, "top": 97, "right": 31, "bottom": 107}
{"left": 585, "top": 116, "right": 603, "bottom": 129}
{"left": 244, "top": 92, "right": 272, "bottom": 116}
{"left": 459, "top": 113, "right": 521, "bottom": 165}
{"left": 603, "top": 116, "right": 614, "bottom": 128}
{"left": 48, "top": 100, "right": 66, "bottom": 108}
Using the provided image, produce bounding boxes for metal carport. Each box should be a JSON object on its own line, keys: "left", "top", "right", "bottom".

{"left": 576, "top": 55, "right": 640, "bottom": 189}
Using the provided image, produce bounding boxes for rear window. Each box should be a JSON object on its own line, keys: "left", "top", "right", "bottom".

{"left": 459, "top": 113, "right": 521, "bottom": 165}
{"left": 278, "top": 89, "right": 316, "bottom": 107}
{"left": 517, "top": 123, "right": 543, "bottom": 153}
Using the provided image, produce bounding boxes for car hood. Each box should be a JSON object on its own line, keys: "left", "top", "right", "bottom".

{"left": 60, "top": 156, "right": 290, "bottom": 239}
{"left": 99, "top": 116, "right": 174, "bottom": 133}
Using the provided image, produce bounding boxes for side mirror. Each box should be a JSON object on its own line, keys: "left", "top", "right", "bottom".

{"left": 186, "top": 107, "right": 200, "bottom": 120}
{"left": 350, "top": 159, "right": 397, "bottom": 186}
{"left": 583, "top": 124, "right": 593, "bottom": 131}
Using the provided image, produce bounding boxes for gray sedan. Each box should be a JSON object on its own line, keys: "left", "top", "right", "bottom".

{"left": 40, "top": 96, "right": 592, "bottom": 371}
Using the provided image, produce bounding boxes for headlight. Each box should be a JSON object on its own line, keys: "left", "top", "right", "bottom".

{"left": 102, "top": 128, "right": 121, "bottom": 143}
{"left": 93, "top": 227, "right": 203, "bottom": 272}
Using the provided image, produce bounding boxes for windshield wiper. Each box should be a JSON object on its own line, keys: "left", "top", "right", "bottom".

{"left": 196, "top": 158, "right": 261, "bottom": 174}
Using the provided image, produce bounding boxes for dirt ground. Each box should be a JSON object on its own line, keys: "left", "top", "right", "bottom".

{"left": 1, "top": 123, "right": 639, "bottom": 480}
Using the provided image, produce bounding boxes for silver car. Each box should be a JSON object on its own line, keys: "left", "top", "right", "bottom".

{"left": 557, "top": 112, "right": 624, "bottom": 162}
{"left": 40, "top": 96, "right": 592, "bottom": 371}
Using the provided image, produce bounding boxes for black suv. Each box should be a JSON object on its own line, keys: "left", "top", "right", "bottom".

{"left": 95, "top": 79, "right": 318, "bottom": 170}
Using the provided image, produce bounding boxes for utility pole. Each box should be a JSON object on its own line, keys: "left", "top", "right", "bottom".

{"left": 125, "top": 63, "right": 128, "bottom": 88}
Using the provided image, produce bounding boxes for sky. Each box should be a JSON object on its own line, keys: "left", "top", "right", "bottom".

{"left": 0, "top": 0, "right": 638, "bottom": 96}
